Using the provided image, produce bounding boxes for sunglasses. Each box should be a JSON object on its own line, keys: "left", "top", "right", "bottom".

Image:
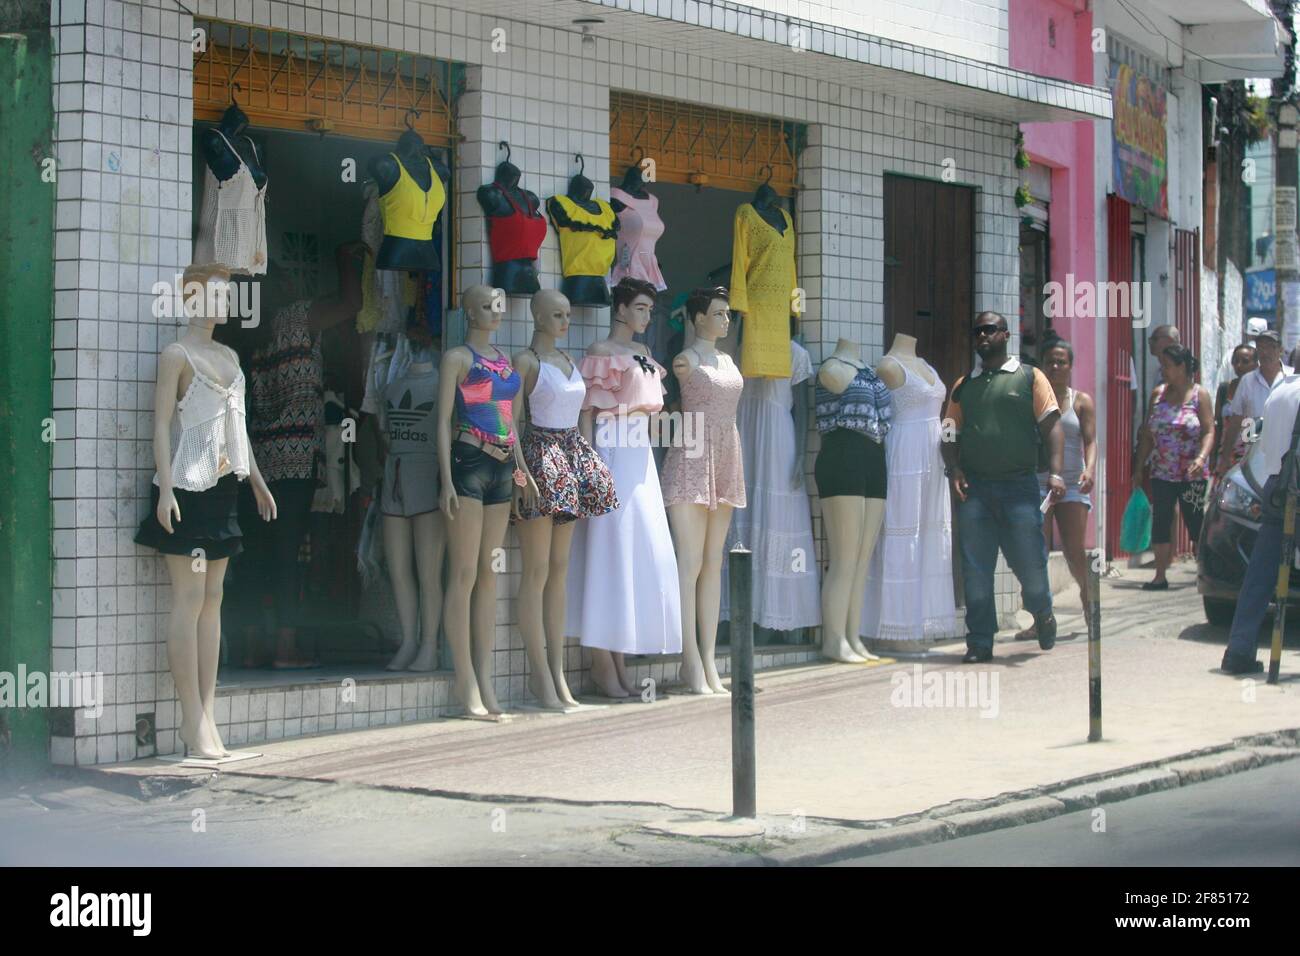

{"left": 973, "top": 324, "right": 1006, "bottom": 337}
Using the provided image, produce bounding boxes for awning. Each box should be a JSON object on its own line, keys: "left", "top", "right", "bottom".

{"left": 430, "top": 0, "right": 1112, "bottom": 124}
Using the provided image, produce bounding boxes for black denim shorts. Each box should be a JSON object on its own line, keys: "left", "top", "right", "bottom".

{"left": 450, "top": 441, "right": 515, "bottom": 505}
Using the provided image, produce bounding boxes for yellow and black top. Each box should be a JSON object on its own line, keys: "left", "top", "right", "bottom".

{"left": 379, "top": 154, "right": 445, "bottom": 241}
{"left": 547, "top": 194, "right": 618, "bottom": 278}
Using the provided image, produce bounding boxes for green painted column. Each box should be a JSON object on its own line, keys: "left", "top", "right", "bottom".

{"left": 0, "top": 29, "right": 54, "bottom": 773}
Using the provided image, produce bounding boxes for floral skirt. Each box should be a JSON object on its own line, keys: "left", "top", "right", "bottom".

{"left": 515, "top": 425, "right": 618, "bottom": 524}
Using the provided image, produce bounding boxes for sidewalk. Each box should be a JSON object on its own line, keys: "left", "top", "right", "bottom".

{"left": 79, "top": 562, "right": 1300, "bottom": 859}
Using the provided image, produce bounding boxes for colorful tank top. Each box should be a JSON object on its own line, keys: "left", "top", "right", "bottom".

{"left": 1148, "top": 383, "right": 1208, "bottom": 481}
{"left": 814, "top": 361, "right": 893, "bottom": 443}
{"left": 456, "top": 345, "right": 521, "bottom": 446}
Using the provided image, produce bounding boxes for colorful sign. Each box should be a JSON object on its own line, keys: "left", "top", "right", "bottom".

{"left": 1246, "top": 268, "right": 1276, "bottom": 313}
{"left": 1110, "top": 64, "right": 1168, "bottom": 218}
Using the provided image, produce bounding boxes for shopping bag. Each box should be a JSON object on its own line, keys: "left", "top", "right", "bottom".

{"left": 1119, "top": 488, "right": 1152, "bottom": 554}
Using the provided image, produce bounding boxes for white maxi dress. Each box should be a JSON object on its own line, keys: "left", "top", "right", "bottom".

{"left": 861, "top": 360, "right": 962, "bottom": 642}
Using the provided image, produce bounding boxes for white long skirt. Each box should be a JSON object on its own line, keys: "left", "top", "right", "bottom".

{"left": 566, "top": 415, "right": 683, "bottom": 654}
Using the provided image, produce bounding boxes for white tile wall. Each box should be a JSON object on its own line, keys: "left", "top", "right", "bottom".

{"left": 50, "top": 0, "right": 1023, "bottom": 764}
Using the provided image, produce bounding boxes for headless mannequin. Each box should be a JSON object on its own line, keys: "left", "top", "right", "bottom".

{"left": 367, "top": 129, "right": 449, "bottom": 271}
{"left": 545, "top": 167, "right": 618, "bottom": 306}
{"left": 476, "top": 151, "right": 544, "bottom": 295}
{"left": 876, "top": 332, "right": 936, "bottom": 390}
{"left": 152, "top": 278, "right": 277, "bottom": 758}
{"left": 608, "top": 162, "right": 650, "bottom": 213}
{"left": 578, "top": 289, "right": 657, "bottom": 698}
{"left": 817, "top": 338, "right": 884, "bottom": 664}
{"left": 437, "top": 285, "right": 528, "bottom": 716}
{"left": 512, "top": 290, "right": 581, "bottom": 710}
{"left": 670, "top": 296, "right": 736, "bottom": 695}
{"left": 382, "top": 352, "right": 447, "bottom": 673}
{"left": 749, "top": 180, "right": 787, "bottom": 234}
{"left": 201, "top": 103, "right": 267, "bottom": 187}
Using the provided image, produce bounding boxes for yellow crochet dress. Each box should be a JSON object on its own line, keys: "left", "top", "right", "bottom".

{"left": 729, "top": 203, "right": 796, "bottom": 378}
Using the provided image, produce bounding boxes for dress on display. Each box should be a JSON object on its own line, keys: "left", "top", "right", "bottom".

{"left": 720, "top": 340, "right": 820, "bottom": 631}
{"left": 661, "top": 350, "right": 747, "bottom": 510}
{"left": 860, "top": 360, "right": 961, "bottom": 643}
{"left": 565, "top": 351, "right": 683, "bottom": 655}
{"left": 194, "top": 130, "right": 267, "bottom": 275}
{"left": 729, "top": 203, "right": 795, "bottom": 379}
{"left": 609, "top": 186, "right": 667, "bottom": 291}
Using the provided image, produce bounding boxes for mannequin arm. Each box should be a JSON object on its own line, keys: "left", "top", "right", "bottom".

{"left": 244, "top": 446, "right": 278, "bottom": 522}
{"left": 791, "top": 375, "right": 811, "bottom": 488}
{"left": 579, "top": 408, "right": 594, "bottom": 445}
{"left": 151, "top": 345, "right": 187, "bottom": 530}
{"left": 510, "top": 352, "right": 540, "bottom": 514}
{"left": 437, "top": 347, "right": 469, "bottom": 516}
{"left": 308, "top": 241, "right": 367, "bottom": 333}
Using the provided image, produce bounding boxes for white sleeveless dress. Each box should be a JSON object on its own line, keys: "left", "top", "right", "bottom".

{"left": 195, "top": 130, "right": 268, "bottom": 275}
{"left": 861, "top": 361, "right": 962, "bottom": 642}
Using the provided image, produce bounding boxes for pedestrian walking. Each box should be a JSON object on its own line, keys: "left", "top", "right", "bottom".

{"left": 1212, "top": 343, "right": 1257, "bottom": 473}
{"left": 1217, "top": 330, "right": 1292, "bottom": 477}
{"left": 1134, "top": 346, "right": 1215, "bottom": 590}
{"left": 941, "top": 312, "right": 1064, "bottom": 663}
{"left": 1221, "top": 374, "right": 1300, "bottom": 674}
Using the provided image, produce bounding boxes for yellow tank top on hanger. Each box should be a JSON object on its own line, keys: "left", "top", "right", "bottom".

{"left": 552, "top": 194, "right": 617, "bottom": 278}
{"left": 378, "top": 154, "right": 445, "bottom": 241}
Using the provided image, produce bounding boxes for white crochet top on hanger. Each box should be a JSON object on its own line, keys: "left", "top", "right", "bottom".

{"left": 194, "top": 129, "right": 268, "bottom": 275}
{"left": 155, "top": 343, "right": 251, "bottom": 492}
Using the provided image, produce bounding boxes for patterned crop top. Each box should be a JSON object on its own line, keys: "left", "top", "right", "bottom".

{"left": 579, "top": 352, "right": 667, "bottom": 416}
{"left": 456, "top": 345, "right": 521, "bottom": 446}
{"left": 815, "top": 360, "right": 893, "bottom": 443}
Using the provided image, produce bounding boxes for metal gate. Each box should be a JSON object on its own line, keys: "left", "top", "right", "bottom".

{"left": 1174, "top": 227, "right": 1201, "bottom": 555}
{"left": 1106, "top": 194, "right": 1136, "bottom": 559}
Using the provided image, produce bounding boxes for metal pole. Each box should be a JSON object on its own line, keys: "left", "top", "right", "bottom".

{"left": 1087, "top": 549, "right": 1102, "bottom": 742}
{"left": 1267, "top": 410, "right": 1300, "bottom": 684}
{"left": 729, "top": 546, "right": 756, "bottom": 818}
{"left": 1273, "top": 103, "right": 1297, "bottom": 346}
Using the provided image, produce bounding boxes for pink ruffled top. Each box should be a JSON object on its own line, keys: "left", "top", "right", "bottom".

{"left": 580, "top": 352, "right": 667, "bottom": 416}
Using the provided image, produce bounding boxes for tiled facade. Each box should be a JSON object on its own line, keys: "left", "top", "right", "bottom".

{"left": 50, "top": 0, "right": 1034, "bottom": 764}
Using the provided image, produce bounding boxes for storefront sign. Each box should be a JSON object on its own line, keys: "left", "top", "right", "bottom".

{"left": 1110, "top": 64, "right": 1168, "bottom": 218}
{"left": 1245, "top": 268, "right": 1276, "bottom": 313}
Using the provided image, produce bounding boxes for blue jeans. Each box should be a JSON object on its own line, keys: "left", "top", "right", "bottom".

{"left": 1226, "top": 476, "right": 1283, "bottom": 663}
{"left": 957, "top": 474, "right": 1053, "bottom": 652}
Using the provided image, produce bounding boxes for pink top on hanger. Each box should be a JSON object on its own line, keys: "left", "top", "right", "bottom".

{"left": 610, "top": 187, "right": 667, "bottom": 291}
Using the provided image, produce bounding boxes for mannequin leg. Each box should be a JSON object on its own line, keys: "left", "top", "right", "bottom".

{"left": 197, "top": 557, "right": 231, "bottom": 756}
{"left": 698, "top": 505, "right": 734, "bottom": 694}
{"left": 588, "top": 649, "right": 629, "bottom": 699}
{"left": 819, "top": 497, "right": 869, "bottom": 663}
{"left": 545, "top": 521, "right": 580, "bottom": 707}
{"left": 471, "top": 502, "right": 512, "bottom": 714}
{"left": 611, "top": 652, "right": 637, "bottom": 696}
{"left": 846, "top": 499, "right": 885, "bottom": 661}
{"left": 407, "top": 510, "right": 447, "bottom": 672}
{"left": 669, "top": 502, "right": 711, "bottom": 694}
{"left": 382, "top": 516, "right": 420, "bottom": 670}
{"left": 164, "top": 555, "right": 224, "bottom": 758}
{"left": 516, "top": 517, "right": 565, "bottom": 709}
{"left": 443, "top": 499, "right": 488, "bottom": 717}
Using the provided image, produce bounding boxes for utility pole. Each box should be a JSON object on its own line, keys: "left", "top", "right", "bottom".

{"left": 1275, "top": 102, "right": 1297, "bottom": 347}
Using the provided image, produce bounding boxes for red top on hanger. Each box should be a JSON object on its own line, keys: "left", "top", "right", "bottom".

{"left": 486, "top": 184, "right": 547, "bottom": 263}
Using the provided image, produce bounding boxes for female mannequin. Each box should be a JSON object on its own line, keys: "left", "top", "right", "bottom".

{"left": 367, "top": 124, "right": 449, "bottom": 272}
{"left": 380, "top": 345, "right": 445, "bottom": 671}
{"left": 815, "top": 338, "right": 893, "bottom": 663}
{"left": 862, "top": 333, "right": 960, "bottom": 648}
{"left": 476, "top": 143, "right": 547, "bottom": 296}
{"left": 513, "top": 289, "right": 619, "bottom": 709}
{"left": 609, "top": 159, "right": 667, "bottom": 293}
{"left": 437, "top": 285, "right": 526, "bottom": 716}
{"left": 566, "top": 277, "right": 682, "bottom": 698}
{"left": 545, "top": 155, "right": 618, "bottom": 306}
{"left": 135, "top": 263, "right": 277, "bottom": 758}
{"left": 195, "top": 100, "right": 267, "bottom": 275}
{"left": 662, "top": 287, "right": 747, "bottom": 694}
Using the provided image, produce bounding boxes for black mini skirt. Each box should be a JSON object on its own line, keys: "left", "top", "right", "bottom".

{"left": 815, "top": 428, "right": 888, "bottom": 500}
{"left": 134, "top": 473, "right": 244, "bottom": 560}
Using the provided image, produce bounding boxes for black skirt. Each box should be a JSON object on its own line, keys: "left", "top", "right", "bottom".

{"left": 815, "top": 428, "right": 888, "bottom": 500}
{"left": 134, "top": 473, "right": 244, "bottom": 560}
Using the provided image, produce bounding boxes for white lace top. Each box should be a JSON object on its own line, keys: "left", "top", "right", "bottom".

{"left": 154, "top": 343, "right": 251, "bottom": 492}
{"left": 194, "top": 130, "right": 268, "bottom": 275}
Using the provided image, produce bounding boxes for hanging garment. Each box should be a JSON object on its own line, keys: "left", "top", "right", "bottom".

{"left": 194, "top": 130, "right": 268, "bottom": 275}
{"left": 250, "top": 300, "right": 324, "bottom": 484}
{"left": 661, "top": 350, "right": 747, "bottom": 510}
{"left": 381, "top": 366, "right": 440, "bottom": 517}
{"left": 356, "top": 248, "right": 384, "bottom": 333}
{"left": 548, "top": 194, "right": 618, "bottom": 279}
{"left": 720, "top": 340, "right": 821, "bottom": 631}
{"left": 861, "top": 360, "right": 961, "bottom": 642}
{"left": 485, "top": 183, "right": 548, "bottom": 264}
{"left": 729, "top": 204, "right": 796, "bottom": 379}
{"left": 154, "top": 342, "right": 251, "bottom": 492}
{"left": 312, "top": 391, "right": 361, "bottom": 513}
{"left": 610, "top": 187, "right": 667, "bottom": 291}
{"left": 378, "top": 154, "right": 445, "bottom": 242}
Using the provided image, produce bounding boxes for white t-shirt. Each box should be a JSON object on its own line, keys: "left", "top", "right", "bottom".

{"left": 1225, "top": 364, "right": 1294, "bottom": 419}
{"left": 1248, "top": 375, "right": 1300, "bottom": 483}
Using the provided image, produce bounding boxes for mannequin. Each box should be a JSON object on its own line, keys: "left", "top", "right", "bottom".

{"left": 815, "top": 338, "right": 893, "bottom": 663}
{"left": 135, "top": 263, "right": 277, "bottom": 758}
{"left": 545, "top": 156, "right": 618, "bottom": 306}
{"left": 610, "top": 158, "right": 650, "bottom": 210}
{"left": 437, "top": 285, "right": 526, "bottom": 716}
{"left": 863, "top": 333, "right": 960, "bottom": 647}
{"left": 195, "top": 96, "right": 268, "bottom": 275}
{"left": 609, "top": 156, "right": 667, "bottom": 292}
{"left": 729, "top": 169, "right": 796, "bottom": 379}
{"left": 513, "top": 290, "right": 618, "bottom": 709}
{"left": 476, "top": 142, "right": 547, "bottom": 295}
{"left": 367, "top": 119, "right": 448, "bottom": 272}
{"left": 567, "top": 276, "right": 682, "bottom": 698}
{"left": 380, "top": 345, "right": 446, "bottom": 671}
{"left": 663, "top": 287, "right": 746, "bottom": 694}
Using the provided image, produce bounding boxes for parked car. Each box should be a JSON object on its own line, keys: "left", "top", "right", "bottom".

{"left": 1197, "top": 431, "right": 1298, "bottom": 626}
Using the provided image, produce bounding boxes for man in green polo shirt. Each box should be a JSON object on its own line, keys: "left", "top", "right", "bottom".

{"left": 941, "top": 312, "right": 1066, "bottom": 662}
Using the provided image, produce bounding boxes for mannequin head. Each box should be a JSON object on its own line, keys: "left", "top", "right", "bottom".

{"left": 611, "top": 277, "right": 657, "bottom": 334}
{"left": 686, "top": 286, "right": 730, "bottom": 341}
{"left": 397, "top": 128, "right": 425, "bottom": 159}
{"left": 530, "top": 289, "right": 571, "bottom": 339}
{"left": 219, "top": 103, "right": 249, "bottom": 136}
{"left": 463, "top": 284, "right": 501, "bottom": 333}
{"left": 181, "top": 262, "right": 233, "bottom": 326}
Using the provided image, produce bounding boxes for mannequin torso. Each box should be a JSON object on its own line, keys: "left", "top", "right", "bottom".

{"left": 877, "top": 333, "right": 935, "bottom": 390}
{"left": 477, "top": 161, "right": 545, "bottom": 295}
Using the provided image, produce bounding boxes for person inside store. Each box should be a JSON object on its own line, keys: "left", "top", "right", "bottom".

{"left": 1212, "top": 343, "right": 1258, "bottom": 474}
{"left": 237, "top": 242, "right": 367, "bottom": 668}
{"left": 1216, "top": 330, "right": 1293, "bottom": 478}
{"left": 1134, "top": 346, "right": 1214, "bottom": 590}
